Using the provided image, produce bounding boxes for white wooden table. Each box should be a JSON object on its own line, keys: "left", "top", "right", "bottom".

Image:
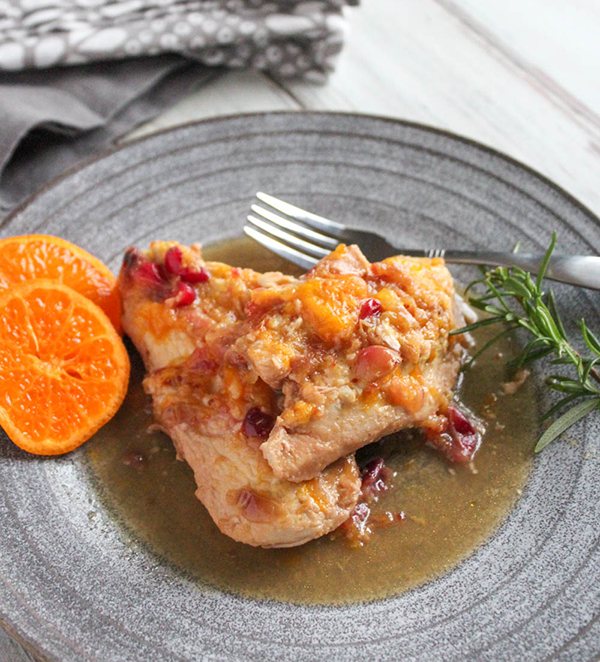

{"left": 2, "top": 0, "right": 599, "bottom": 658}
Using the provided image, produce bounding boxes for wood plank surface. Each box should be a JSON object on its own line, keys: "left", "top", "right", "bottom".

{"left": 283, "top": 0, "right": 600, "bottom": 216}
{"left": 0, "top": 631, "right": 40, "bottom": 662}
{"left": 3, "top": 0, "right": 600, "bottom": 658}
{"left": 436, "top": 0, "right": 600, "bottom": 118}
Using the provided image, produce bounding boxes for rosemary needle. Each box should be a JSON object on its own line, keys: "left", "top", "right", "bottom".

{"left": 450, "top": 232, "right": 600, "bottom": 452}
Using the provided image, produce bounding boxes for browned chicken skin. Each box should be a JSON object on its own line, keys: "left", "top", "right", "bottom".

{"left": 119, "top": 240, "right": 466, "bottom": 547}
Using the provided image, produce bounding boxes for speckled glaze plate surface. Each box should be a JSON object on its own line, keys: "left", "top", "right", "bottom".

{"left": 1, "top": 112, "right": 600, "bottom": 661}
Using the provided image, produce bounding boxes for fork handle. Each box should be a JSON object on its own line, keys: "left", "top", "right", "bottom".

{"left": 431, "top": 250, "right": 600, "bottom": 291}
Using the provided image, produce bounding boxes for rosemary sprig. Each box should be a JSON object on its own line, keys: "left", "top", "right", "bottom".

{"left": 450, "top": 232, "right": 600, "bottom": 452}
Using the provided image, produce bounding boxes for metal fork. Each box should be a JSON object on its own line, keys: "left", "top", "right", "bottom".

{"left": 244, "top": 192, "right": 600, "bottom": 290}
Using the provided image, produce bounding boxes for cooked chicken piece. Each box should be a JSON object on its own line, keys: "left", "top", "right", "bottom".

{"left": 231, "top": 244, "right": 465, "bottom": 482}
{"left": 119, "top": 242, "right": 360, "bottom": 548}
{"left": 119, "top": 242, "right": 296, "bottom": 373}
{"left": 145, "top": 356, "right": 360, "bottom": 548}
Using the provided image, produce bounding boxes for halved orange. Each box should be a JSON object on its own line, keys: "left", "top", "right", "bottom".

{"left": 0, "top": 234, "right": 121, "bottom": 332}
{"left": 0, "top": 280, "right": 130, "bottom": 455}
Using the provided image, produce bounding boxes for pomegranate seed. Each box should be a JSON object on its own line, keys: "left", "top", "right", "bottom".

{"left": 133, "top": 261, "right": 164, "bottom": 287}
{"left": 181, "top": 267, "right": 209, "bottom": 284}
{"left": 242, "top": 407, "right": 275, "bottom": 439}
{"left": 164, "top": 246, "right": 183, "bottom": 275}
{"left": 359, "top": 298, "right": 382, "bottom": 320}
{"left": 173, "top": 281, "right": 196, "bottom": 307}
{"left": 163, "top": 246, "right": 209, "bottom": 283}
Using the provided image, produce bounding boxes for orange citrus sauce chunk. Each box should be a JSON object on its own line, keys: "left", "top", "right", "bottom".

{"left": 297, "top": 275, "right": 368, "bottom": 343}
{"left": 386, "top": 370, "right": 427, "bottom": 414}
{"left": 0, "top": 234, "right": 121, "bottom": 332}
{"left": 0, "top": 280, "right": 130, "bottom": 455}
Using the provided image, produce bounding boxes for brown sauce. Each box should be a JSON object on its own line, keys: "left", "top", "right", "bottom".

{"left": 86, "top": 237, "right": 537, "bottom": 605}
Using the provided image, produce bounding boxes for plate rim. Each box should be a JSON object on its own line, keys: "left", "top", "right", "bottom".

{"left": 2, "top": 111, "right": 599, "bottom": 236}
{"left": 1, "top": 110, "right": 599, "bottom": 662}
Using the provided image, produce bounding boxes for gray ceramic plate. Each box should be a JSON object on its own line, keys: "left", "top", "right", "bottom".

{"left": 1, "top": 112, "right": 600, "bottom": 661}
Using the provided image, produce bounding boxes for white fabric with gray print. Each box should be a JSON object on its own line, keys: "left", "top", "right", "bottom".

{"left": 0, "top": 0, "right": 357, "bottom": 77}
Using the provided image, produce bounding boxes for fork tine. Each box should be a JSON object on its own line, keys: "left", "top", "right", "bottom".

{"left": 247, "top": 215, "right": 330, "bottom": 258}
{"left": 244, "top": 226, "right": 318, "bottom": 270}
{"left": 250, "top": 204, "right": 339, "bottom": 250}
{"left": 256, "top": 192, "right": 347, "bottom": 237}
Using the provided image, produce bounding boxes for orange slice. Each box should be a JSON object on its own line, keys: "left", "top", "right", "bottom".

{"left": 0, "top": 280, "right": 130, "bottom": 455}
{"left": 0, "top": 234, "right": 121, "bottom": 332}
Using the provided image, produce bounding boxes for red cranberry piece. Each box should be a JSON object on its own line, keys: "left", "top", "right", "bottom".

{"left": 173, "top": 281, "right": 196, "bottom": 307}
{"left": 428, "top": 405, "right": 481, "bottom": 464}
{"left": 355, "top": 345, "right": 398, "bottom": 381}
{"left": 361, "top": 457, "right": 391, "bottom": 499}
{"left": 242, "top": 407, "right": 275, "bottom": 440}
{"left": 181, "top": 267, "right": 209, "bottom": 284}
{"left": 133, "top": 261, "right": 164, "bottom": 287}
{"left": 448, "top": 404, "right": 475, "bottom": 436}
{"left": 359, "top": 298, "right": 383, "bottom": 320}
{"left": 164, "top": 246, "right": 183, "bottom": 275}
{"left": 446, "top": 404, "right": 480, "bottom": 462}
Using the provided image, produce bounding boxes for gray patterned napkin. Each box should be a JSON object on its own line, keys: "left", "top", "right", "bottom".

{"left": 0, "top": 55, "right": 215, "bottom": 213}
{"left": 0, "top": 0, "right": 356, "bottom": 78}
{"left": 0, "top": 0, "right": 358, "bottom": 215}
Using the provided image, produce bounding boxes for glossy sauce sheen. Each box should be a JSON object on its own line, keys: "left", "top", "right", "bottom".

{"left": 86, "top": 238, "right": 537, "bottom": 605}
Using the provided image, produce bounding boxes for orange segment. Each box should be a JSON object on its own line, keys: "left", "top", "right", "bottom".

{"left": 0, "top": 234, "right": 121, "bottom": 332}
{"left": 0, "top": 279, "right": 130, "bottom": 455}
{"left": 296, "top": 275, "right": 368, "bottom": 343}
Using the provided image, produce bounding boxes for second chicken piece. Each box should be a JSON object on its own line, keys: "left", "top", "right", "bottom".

{"left": 230, "top": 244, "right": 465, "bottom": 482}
